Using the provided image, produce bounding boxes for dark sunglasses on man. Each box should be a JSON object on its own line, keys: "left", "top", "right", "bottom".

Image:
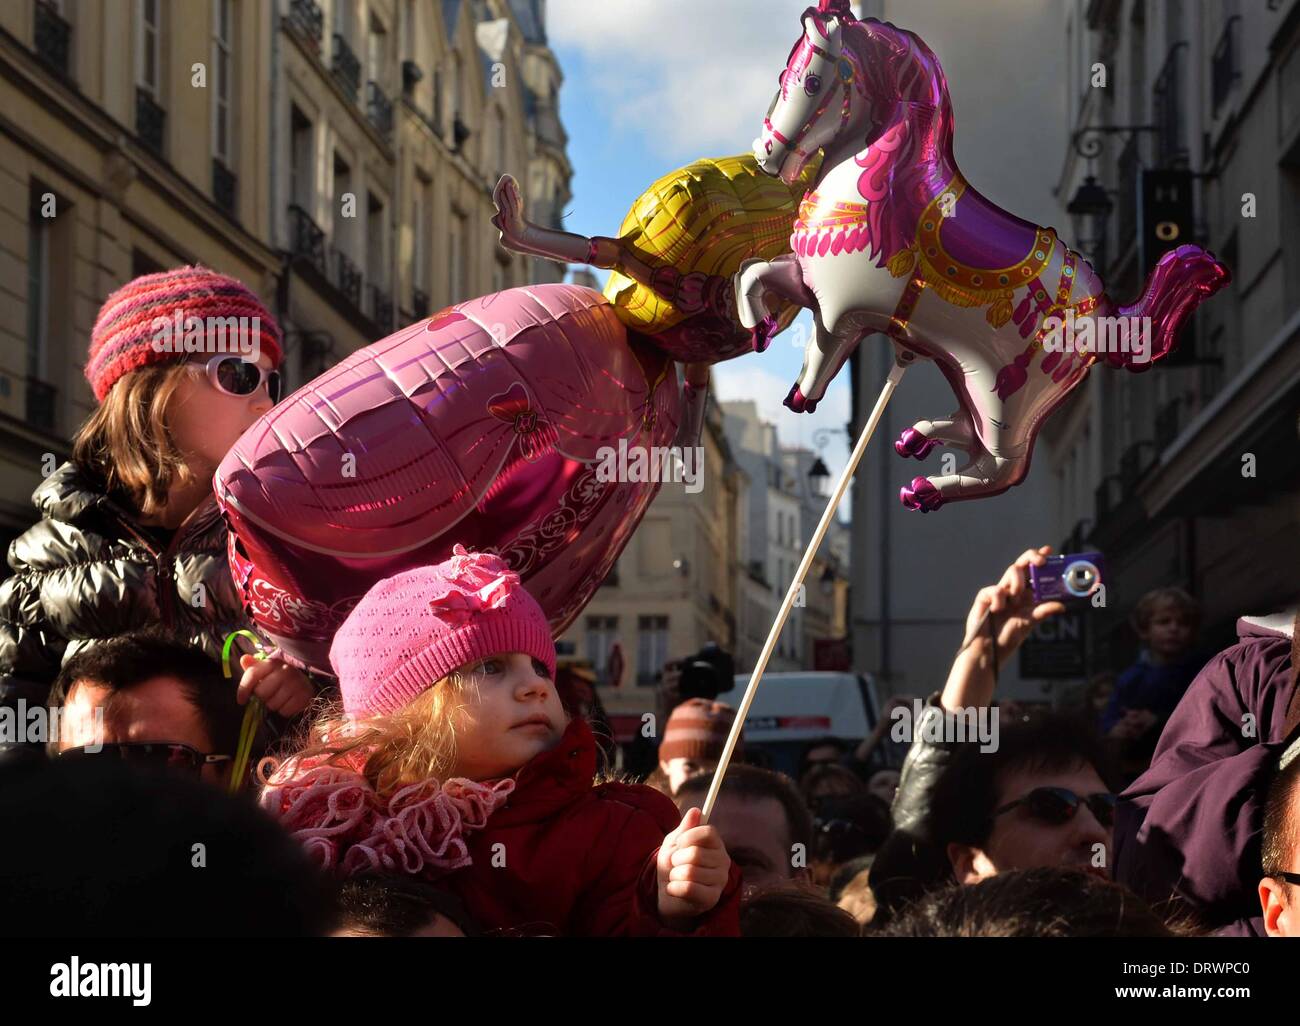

{"left": 60, "top": 742, "right": 233, "bottom": 776}
{"left": 992, "top": 786, "right": 1117, "bottom": 829}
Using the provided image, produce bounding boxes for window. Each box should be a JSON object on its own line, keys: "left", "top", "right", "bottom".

{"left": 332, "top": 152, "right": 352, "bottom": 245}
{"left": 333, "top": 0, "right": 352, "bottom": 40}
{"left": 26, "top": 196, "right": 49, "bottom": 390}
{"left": 449, "top": 210, "right": 468, "bottom": 302}
{"left": 586, "top": 616, "right": 618, "bottom": 685}
{"left": 212, "top": 0, "right": 233, "bottom": 164}
{"left": 138, "top": 0, "right": 160, "bottom": 96}
{"left": 290, "top": 105, "right": 313, "bottom": 208}
{"left": 366, "top": 190, "right": 386, "bottom": 288}
{"left": 495, "top": 106, "right": 507, "bottom": 178}
{"left": 637, "top": 616, "right": 669, "bottom": 685}
{"left": 367, "top": 11, "right": 386, "bottom": 89}
{"left": 413, "top": 176, "right": 431, "bottom": 299}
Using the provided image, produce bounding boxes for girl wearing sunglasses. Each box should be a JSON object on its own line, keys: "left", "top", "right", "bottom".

{"left": 0, "top": 267, "right": 316, "bottom": 750}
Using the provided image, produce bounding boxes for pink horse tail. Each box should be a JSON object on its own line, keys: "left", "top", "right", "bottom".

{"left": 1103, "top": 244, "right": 1231, "bottom": 371}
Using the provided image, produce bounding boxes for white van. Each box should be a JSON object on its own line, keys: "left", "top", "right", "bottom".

{"left": 730, "top": 671, "right": 886, "bottom": 777}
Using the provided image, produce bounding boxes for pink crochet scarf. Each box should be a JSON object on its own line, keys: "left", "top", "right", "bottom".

{"left": 261, "top": 753, "right": 514, "bottom": 879}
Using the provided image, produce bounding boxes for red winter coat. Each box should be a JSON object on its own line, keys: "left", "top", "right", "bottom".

{"left": 438, "top": 717, "right": 742, "bottom": 936}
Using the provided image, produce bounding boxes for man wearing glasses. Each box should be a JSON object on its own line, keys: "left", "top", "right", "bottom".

{"left": 1259, "top": 742, "right": 1300, "bottom": 937}
{"left": 49, "top": 631, "right": 244, "bottom": 790}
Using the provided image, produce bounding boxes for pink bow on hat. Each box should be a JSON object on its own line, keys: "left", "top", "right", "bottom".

{"left": 426, "top": 544, "right": 520, "bottom": 627}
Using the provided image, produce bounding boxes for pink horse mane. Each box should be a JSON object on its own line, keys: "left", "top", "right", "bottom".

{"left": 839, "top": 17, "right": 954, "bottom": 267}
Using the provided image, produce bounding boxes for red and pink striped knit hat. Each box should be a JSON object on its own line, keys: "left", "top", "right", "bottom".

{"left": 85, "top": 266, "right": 283, "bottom": 402}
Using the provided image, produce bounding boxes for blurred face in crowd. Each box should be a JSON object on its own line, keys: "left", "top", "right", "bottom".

{"left": 804, "top": 743, "right": 841, "bottom": 770}
{"left": 661, "top": 756, "right": 712, "bottom": 795}
{"left": 57, "top": 676, "right": 230, "bottom": 787}
{"left": 1140, "top": 601, "right": 1195, "bottom": 663}
{"left": 688, "top": 793, "right": 802, "bottom": 896}
{"left": 450, "top": 653, "right": 567, "bottom": 780}
{"left": 868, "top": 769, "right": 900, "bottom": 806}
{"left": 948, "top": 760, "right": 1112, "bottom": 884}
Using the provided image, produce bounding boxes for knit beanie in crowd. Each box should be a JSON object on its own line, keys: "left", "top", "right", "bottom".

{"left": 330, "top": 545, "right": 557, "bottom": 718}
{"left": 659, "top": 698, "right": 741, "bottom": 763}
{"left": 85, "top": 265, "right": 283, "bottom": 401}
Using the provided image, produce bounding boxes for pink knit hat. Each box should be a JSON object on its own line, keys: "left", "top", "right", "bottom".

{"left": 86, "top": 265, "right": 283, "bottom": 402}
{"left": 330, "top": 545, "right": 557, "bottom": 717}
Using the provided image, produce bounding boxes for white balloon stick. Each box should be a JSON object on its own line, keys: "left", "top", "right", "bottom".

{"left": 700, "top": 355, "right": 912, "bottom": 823}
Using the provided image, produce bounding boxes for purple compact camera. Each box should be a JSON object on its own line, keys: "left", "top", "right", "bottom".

{"left": 1030, "top": 552, "right": 1105, "bottom": 603}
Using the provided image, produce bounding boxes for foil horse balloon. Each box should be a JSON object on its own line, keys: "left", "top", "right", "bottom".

{"left": 217, "top": 156, "right": 814, "bottom": 673}
{"left": 736, "top": 0, "right": 1231, "bottom": 510}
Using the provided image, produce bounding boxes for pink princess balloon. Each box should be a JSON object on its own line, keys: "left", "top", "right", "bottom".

{"left": 215, "top": 285, "right": 679, "bottom": 673}
{"left": 736, "top": 0, "right": 1231, "bottom": 510}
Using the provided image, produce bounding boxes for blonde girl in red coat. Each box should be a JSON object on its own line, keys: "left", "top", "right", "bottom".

{"left": 261, "top": 546, "right": 741, "bottom": 936}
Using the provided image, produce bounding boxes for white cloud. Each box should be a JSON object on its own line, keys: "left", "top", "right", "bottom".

{"left": 548, "top": 0, "right": 808, "bottom": 159}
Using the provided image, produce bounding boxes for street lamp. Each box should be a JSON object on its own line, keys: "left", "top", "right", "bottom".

{"left": 807, "top": 457, "right": 832, "bottom": 501}
{"left": 1066, "top": 175, "right": 1113, "bottom": 269}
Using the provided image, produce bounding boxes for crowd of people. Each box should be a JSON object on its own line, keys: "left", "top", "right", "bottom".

{"left": 0, "top": 267, "right": 1298, "bottom": 939}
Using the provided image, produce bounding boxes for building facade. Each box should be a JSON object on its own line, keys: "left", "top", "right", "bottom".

{"left": 562, "top": 384, "right": 743, "bottom": 722}
{"left": 1, "top": 0, "right": 570, "bottom": 550}
{"left": 1050, "top": 0, "right": 1300, "bottom": 666}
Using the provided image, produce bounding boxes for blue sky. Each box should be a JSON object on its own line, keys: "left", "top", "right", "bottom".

{"left": 546, "top": 0, "right": 854, "bottom": 498}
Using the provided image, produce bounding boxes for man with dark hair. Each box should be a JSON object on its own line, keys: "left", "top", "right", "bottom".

{"left": 333, "top": 877, "right": 475, "bottom": 937}
{"left": 0, "top": 755, "right": 335, "bottom": 936}
{"left": 676, "top": 764, "right": 813, "bottom": 895}
{"left": 1259, "top": 744, "right": 1300, "bottom": 937}
{"left": 873, "top": 867, "right": 1179, "bottom": 938}
{"left": 48, "top": 630, "right": 247, "bottom": 790}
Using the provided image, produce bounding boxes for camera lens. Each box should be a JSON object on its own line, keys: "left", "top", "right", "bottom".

{"left": 1063, "top": 560, "right": 1099, "bottom": 597}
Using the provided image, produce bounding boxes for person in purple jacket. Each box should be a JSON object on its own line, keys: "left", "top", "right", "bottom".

{"left": 1115, "top": 610, "right": 1300, "bottom": 936}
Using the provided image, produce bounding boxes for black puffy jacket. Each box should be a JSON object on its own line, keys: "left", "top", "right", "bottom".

{"left": 0, "top": 462, "right": 249, "bottom": 732}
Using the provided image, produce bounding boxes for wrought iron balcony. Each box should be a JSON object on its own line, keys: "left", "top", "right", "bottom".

{"left": 287, "top": 0, "right": 323, "bottom": 47}
{"left": 366, "top": 81, "right": 393, "bottom": 142}
{"left": 412, "top": 288, "right": 429, "bottom": 319}
{"left": 135, "top": 88, "right": 166, "bottom": 157}
{"left": 1118, "top": 440, "right": 1156, "bottom": 493}
{"left": 333, "top": 248, "right": 362, "bottom": 308}
{"left": 34, "top": 0, "right": 71, "bottom": 77}
{"left": 26, "top": 378, "right": 57, "bottom": 433}
{"left": 287, "top": 204, "right": 327, "bottom": 274}
{"left": 1211, "top": 16, "right": 1241, "bottom": 118}
{"left": 368, "top": 284, "right": 394, "bottom": 335}
{"left": 331, "top": 33, "right": 361, "bottom": 102}
{"left": 212, "top": 159, "right": 237, "bottom": 217}
{"left": 1154, "top": 397, "right": 1182, "bottom": 452}
{"left": 1094, "top": 474, "right": 1124, "bottom": 521}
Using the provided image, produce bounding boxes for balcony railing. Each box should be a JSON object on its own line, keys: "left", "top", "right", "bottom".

{"left": 212, "top": 159, "right": 237, "bottom": 217}
{"left": 333, "top": 248, "right": 362, "bottom": 308}
{"left": 412, "top": 288, "right": 429, "bottom": 319}
{"left": 1094, "top": 474, "right": 1124, "bottom": 521}
{"left": 1118, "top": 440, "right": 1156, "bottom": 493}
{"left": 34, "top": 0, "right": 71, "bottom": 77}
{"left": 331, "top": 33, "right": 361, "bottom": 102}
{"left": 1153, "top": 42, "right": 1189, "bottom": 167}
{"left": 1154, "top": 397, "right": 1182, "bottom": 451}
{"left": 135, "top": 88, "right": 166, "bottom": 157}
{"left": 1211, "top": 16, "right": 1241, "bottom": 118}
{"left": 452, "top": 113, "right": 471, "bottom": 152}
{"left": 26, "top": 378, "right": 57, "bottom": 433}
{"left": 368, "top": 284, "right": 394, "bottom": 335}
{"left": 287, "top": 0, "right": 323, "bottom": 48}
{"left": 287, "top": 204, "right": 327, "bottom": 274}
{"left": 1116, "top": 133, "right": 1140, "bottom": 258}
{"left": 366, "top": 81, "right": 393, "bottom": 142}
{"left": 1062, "top": 518, "right": 1093, "bottom": 554}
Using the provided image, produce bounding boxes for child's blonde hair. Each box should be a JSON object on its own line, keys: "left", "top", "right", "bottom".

{"left": 266, "top": 672, "right": 471, "bottom": 798}
{"left": 71, "top": 363, "right": 194, "bottom": 517}
{"left": 1131, "top": 586, "right": 1200, "bottom": 634}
